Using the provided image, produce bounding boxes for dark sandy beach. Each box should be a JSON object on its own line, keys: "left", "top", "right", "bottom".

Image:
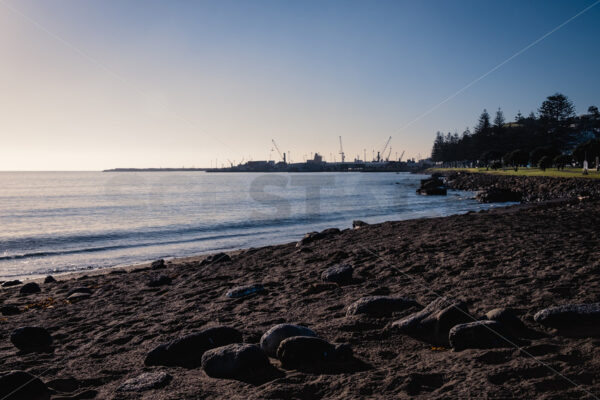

{"left": 2, "top": 180, "right": 600, "bottom": 398}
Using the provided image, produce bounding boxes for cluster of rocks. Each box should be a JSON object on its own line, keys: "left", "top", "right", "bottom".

{"left": 444, "top": 171, "right": 600, "bottom": 202}
{"left": 416, "top": 174, "right": 447, "bottom": 196}
{"left": 141, "top": 323, "right": 351, "bottom": 383}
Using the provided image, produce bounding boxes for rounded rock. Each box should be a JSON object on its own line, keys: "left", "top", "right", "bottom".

{"left": 1, "top": 304, "right": 21, "bottom": 316}
{"left": 533, "top": 302, "right": 600, "bottom": 337}
{"left": 321, "top": 264, "right": 353, "bottom": 284}
{"left": 20, "top": 282, "right": 41, "bottom": 294}
{"left": 260, "top": 324, "right": 317, "bottom": 357}
{"left": 10, "top": 327, "right": 53, "bottom": 353}
{"left": 67, "top": 292, "right": 91, "bottom": 302}
{"left": 346, "top": 296, "right": 417, "bottom": 317}
{"left": 0, "top": 371, "right": 50, "bottom": 400}
{"left": 201, "top": 344, "right": 270, "bottom": 379}
{"left": 276, "top": 336, "right": 336, "bottom": 368}
{"left": 66, "top": 287, "right": 92, "bottom": 297}
{"left": 118, "top": 372, "right": 172, "bottom": 392}
{"left": 449, "top": 320, "right": 512, "bottom": 351}
{"left": 43, "top": 276, "right": 57, "bottom": 284}
{"left": 145, "top": 326, "right": 243, "bottom": 368}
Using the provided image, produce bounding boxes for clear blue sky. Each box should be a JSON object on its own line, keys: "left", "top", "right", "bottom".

{"left": 1, "top": 0, "right": 599, "bottom": 169}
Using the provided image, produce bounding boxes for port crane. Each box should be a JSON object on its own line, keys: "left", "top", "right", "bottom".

{"left": 381, "top": 136, "right": 391, "bottom": 162}
{"left": 338, "top": 136, "right": 345, "bottom": 163}
{"left": 271, "top": 139, "right": 286, "bottom": 163}
{"left": 398, "top": 150, "right": 405, "bottom": 162}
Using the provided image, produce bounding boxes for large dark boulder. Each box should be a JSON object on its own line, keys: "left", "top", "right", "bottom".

{"left": 449, "top": 320, "right": 513, "bottom": 351}
{"left": 276, "top": 336, "right": 344, "bottom": 368}
{"left": 476, "top": 188, "right": 522, "bottom": 203}
{"left": 346, "top": 296, "right": 418, "bottom": 317}
{"left": 417, "top": 177, "right": 447, "bottom": 196}
{"left": 321, "top": 264, "right": 353, "bottom": 284}
{"left": 10, "top": 327, "right": 53, "bottom": 353}
{"left": 19, "top": 282, "right": 41, "bottom": 295}
{"left": 391, "top": 298, "right": 472, "bottom": 346}
{"left": 533, "top": 303, "right": 600, "bottom": 337}
{"left": 0, "top": 371, "right": 50, "bottom": 400}
{"left": 144, "top": 326, "right": 242, "bottom": 368}
{"left": 201, "top": 344, "right": 271, "bottom": 379}
{"left": 260, "top": 324, "right": 317, "bottom": 357}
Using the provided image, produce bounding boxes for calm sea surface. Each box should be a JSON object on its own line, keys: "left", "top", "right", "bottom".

{"left": 0, "top": 171, "right": 505, "bottom": 279}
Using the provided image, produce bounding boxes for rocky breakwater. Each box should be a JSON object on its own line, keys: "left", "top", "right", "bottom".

{"left": 443, "top": 171, "right": 600, "bottom": 203}
{"left": 416, "top": 174, "right": 447, "bottom": 195}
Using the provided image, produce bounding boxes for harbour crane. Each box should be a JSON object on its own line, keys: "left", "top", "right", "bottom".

{"left": 271, "top": 139, "right": 286, "bottom": 163}
{"left": 338, "top": 136, "right": 345, "bottom": 163}
{"left": 398, "top": 150, "right": 405, "bottom": 162}
{"left": 381, "top": 136, "right": 392, "bottom": 162}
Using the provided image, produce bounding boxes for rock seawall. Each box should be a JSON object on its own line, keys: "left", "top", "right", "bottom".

{"left": 442, "top": 171, "right": 600, "bottom": 202}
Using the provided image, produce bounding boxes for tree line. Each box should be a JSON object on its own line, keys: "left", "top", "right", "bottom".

{"left": 431, "top": 93, "right": 600, "bottom": 169}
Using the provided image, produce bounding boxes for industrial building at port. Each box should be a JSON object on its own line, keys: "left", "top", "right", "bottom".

{"left": 207, "top": 137, "right": 431, "bottom": 172}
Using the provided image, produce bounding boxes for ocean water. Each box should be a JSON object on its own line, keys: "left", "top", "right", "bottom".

{"left": 0, "top": 171, "right": 505, "bottom": 279}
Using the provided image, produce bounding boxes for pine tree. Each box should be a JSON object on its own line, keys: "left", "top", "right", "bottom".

{"left": 515, "top": 110, "right": 523, "bottom": 122}
{"left": 538, "top": 93, "right": 575, "bottom": 122}
{"left": 494, "top": 108, "right": 505, "bottom": 128}
{"left": 475, "top": 109, "right": 491, "bottom": 134}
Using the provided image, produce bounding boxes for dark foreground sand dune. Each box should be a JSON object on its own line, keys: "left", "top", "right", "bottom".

{"left": 2, "top": 199, "right": 600, "bottom": 399}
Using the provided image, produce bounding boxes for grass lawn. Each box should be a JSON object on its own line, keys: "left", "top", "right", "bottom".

{"left": 428, "top": 166, "right": 600, "bottom": 179}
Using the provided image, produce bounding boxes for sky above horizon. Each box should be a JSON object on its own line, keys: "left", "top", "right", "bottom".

{"left": 1, "top": 0, "right": 599, "bottom": 171}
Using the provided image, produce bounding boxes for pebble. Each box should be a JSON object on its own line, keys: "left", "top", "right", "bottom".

{"left": 43, "top": 275, "right": 57, "bottom": 284}
{"left": 321, "top": 264, "right": 353, "bottom": 284}
{"left": 118, "top": 372, "right": 172, "bottom": 392}
{"left": 226, "top": 284, "right": 265, "bottom": 298}
{"left": 19, "top": 282, "right": 41, "bottom": 294}
{"left": 0, "top": 371, "right": 50, "bottom": 400}
{"left": 10, "top": 327, "right": 53, "bottom": 353}
{"left": 346, "top": 296, "right": 418, "bottom": 317}
{"left": 201, "top": 344, "right": 271, "bottom": 379}
{"left": 260, "top": 323, "right": 317, "bottom": 357}
{"left": 145, "top": 326, "right": 242, "bottom": 368}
